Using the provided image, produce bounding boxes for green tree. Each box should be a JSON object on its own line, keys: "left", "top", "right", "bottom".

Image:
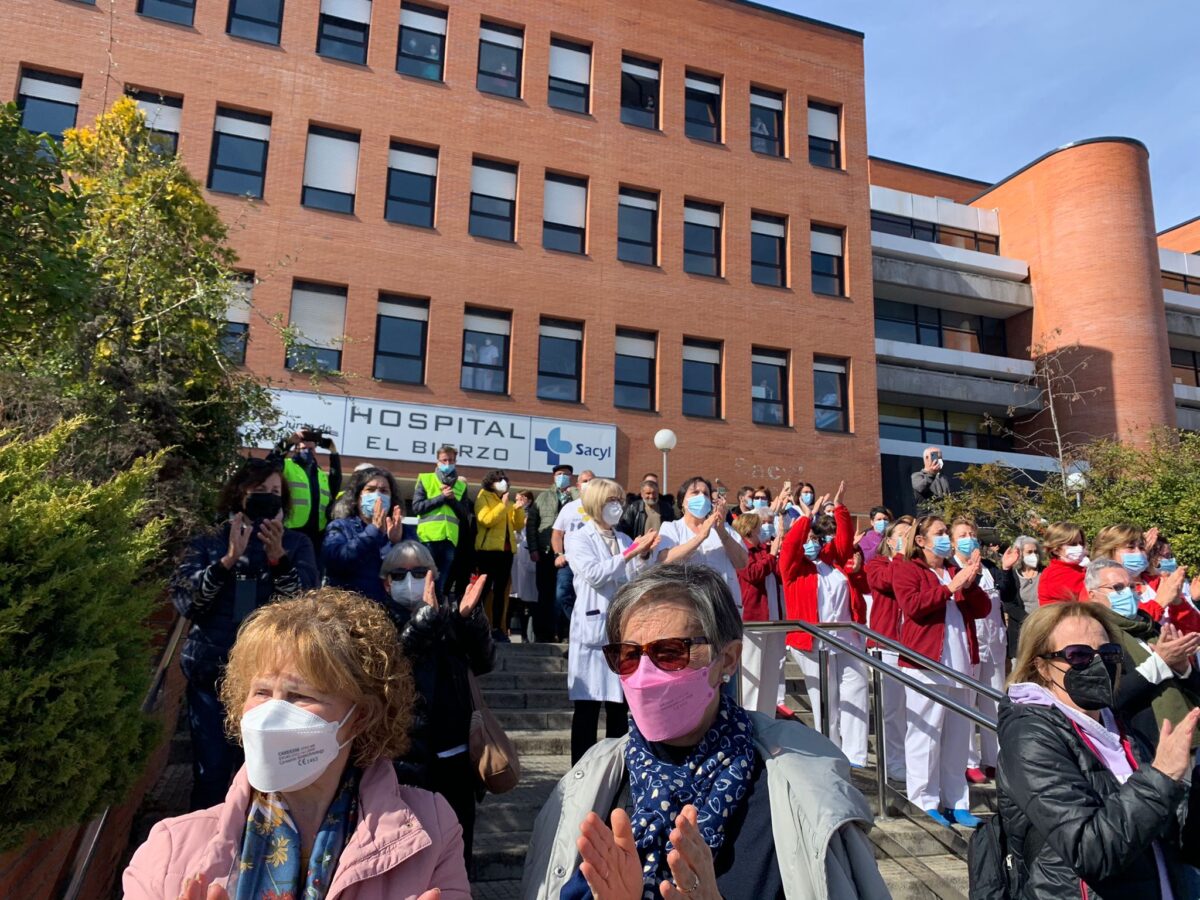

{"left": 0, "top": 421, "right": 165, "bottom": 850}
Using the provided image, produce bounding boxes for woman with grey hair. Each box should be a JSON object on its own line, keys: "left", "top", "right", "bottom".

{"left": 380, "top": 540, "right": 494, "bottom": 863}
{"left": 522, "top": 563, "right": 889, "bottom": 900}
{"left": 997, "top": 535, "right": 1042, "bottom": 661}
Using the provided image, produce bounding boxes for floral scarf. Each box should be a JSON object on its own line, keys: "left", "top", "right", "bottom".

{"left": 625, "top": 695, "right": 756, "bottom": 899}
{"left": 234, "top": 767, "right": 361, "bottom": 900}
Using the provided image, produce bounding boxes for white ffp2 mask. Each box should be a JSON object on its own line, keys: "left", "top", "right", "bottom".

{"left": 602, "top": 501, "right": 623, "bottom": 526}
{"left": 390, "top": 572, "right": 426, "bottom": 609}
{"left": 240, "top": 699, "right": 356, "bottom": 793}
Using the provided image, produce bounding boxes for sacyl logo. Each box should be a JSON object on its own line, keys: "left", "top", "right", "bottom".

{"left": 534, "top": 427, "right": 574, "bottom": 466}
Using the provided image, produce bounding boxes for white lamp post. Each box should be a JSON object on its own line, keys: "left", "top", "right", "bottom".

{"left": 653, "top": 429, "right": 678, "bottom": 492}
{"left": 1065, "top": 470, "right": 1086, "bottom": 509}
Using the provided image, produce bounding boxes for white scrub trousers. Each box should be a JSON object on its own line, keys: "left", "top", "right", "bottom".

{"left": 904, "top": 672, "right": 972, "bottom": 812}
{"left": 877, "top": 650, "right": 908, "bottom": 780}
{"left": 741, "top": 630, "right": 787, "bottom": 716}
{"left": 791, "top": 646, "right": 869, "bottom": 766}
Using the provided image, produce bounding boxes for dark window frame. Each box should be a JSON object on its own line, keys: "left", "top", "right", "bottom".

{"left": 536, "top": 319, "right": 584, "bottom": 403}
{"left": 684, "top": 71, "right": 722, "bottom": 143}
{"left": 1170, "top": 347, "right": 1200, "bottom": 387}
{"left": 548, "top": 37, "right": 591, "bottom": 114}
{"left": 751, "top": 213, "right": 787, "bottom": 287}
{"left": 813, "top": 356, "right": 849, "bottom": 433}
{"left": 810, "top": 225, "right": 845, "bottom": 296}
{"left": 221, "top": 322, "right": 250, "bottom": 364}
{"left": 614, "top": 328, "right": 656, "bottom": 411}
{"left": 1164, "top": 272, "right": 1200, "bottom": 296}
{"left": 618, "top": 189, "right": 659, "bottom": 266}
{"left": 469, "top": 160, "right": 518, "bottom": 242}
{"left": 317, "top": 10, "right": 371, "bottom": 65}
{"left": 137, "top": 0, "right": 195, "bottom": 26}
{"left": 873, "top": 297, "right": 1008, "bottom": 356}
{"left": 870, "top": 211, "right": 1000, "bottom": 255}
{"left": 396, "top": 3, "right": 447, "bottom": 81}
{"left": 207, "top": 109, "right": 272, "bottom": 199}
{"left": 542, "top": 173, "right": 587, "bottom": 255}
{"left": 751, "top": 349, "right": 789, "bottom": 427}
{"left": 126, "top": 89, "right": 182, "bottom": 154}
{"left": 285, "top": 281, "right": 346, "bottom": 374}
{"left": 373, "top": 297, "right": 429, "bottom": 385}
{"left": 301, "top": 126, "right": 359, "bottom": 214}
{"left": 683, "top": 201, "right": 722, "bottom": 277}
{"left": 460, "top": 310, "right": 511, "bottom": 394}
{"left": 807, "top": 100, "right": 841, "bottom": 169}
{"left": 17, "top": 70, "right": 81, "bottom": 142}
{"left": 227, "top": 0, "right": 285, "bottom": 44}
{"left": 682, "top": 340, "right": 722, "bottom": 420}
{"left": 878, "top": 402, "right": 1012, "bottom": 451}
{"left": 620, "top": 55, "right": 660, "bottom": 130}
{"left": 385, "top": 142, "right": 437, "bottom": 228}
{"left": 476, "top": 22, "right": 524, "bottom": 99}
{"left": 750, "top": 88, "right": 785, "bottom": 157}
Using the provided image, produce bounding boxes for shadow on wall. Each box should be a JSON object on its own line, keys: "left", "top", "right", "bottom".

{"left": 1013, "top": 344, "right": 1117, "bottom": 450}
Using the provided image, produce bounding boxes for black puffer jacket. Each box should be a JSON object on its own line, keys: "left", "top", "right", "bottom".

{"left": 996, "top": 697, "right": 1197, "bottom": 899}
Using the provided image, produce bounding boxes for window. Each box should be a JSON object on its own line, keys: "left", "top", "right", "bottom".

{"left": 17, "top": 70, "right": 81, "bottom": 141}
{"left": 873, "top": 298, "right": 1007, "bottom": 356}
{"left": 386, "top": 142, "right": 438, "bottom": 228}
{"left": 750, "top": 87, "right": 784, "bottom": 157}
{"left": 461, "top": 308, "right": 510, "bottom": 393}
{"left": 751, "top": 213, "right": 786, "bottom": 286}
{"left": 222, "top": 273, "right": 254, "bottom": 364}
{"left": 374, "top": 295, "right": 428, "bottom": 384}
{"left": 1171, "top": 348, "right": 1200, "bottom": 387}
{"left": 615, "top": 329, "right": 656, "bottom": 411}
{"left": 1164, "top": 272, "right": 1200, "bottom": 296}
{"left": 543, "top": 173, "right": 587, "bottom": 254}
{"left": 477, "top": 22, "right": 523, "bottom": 98}
{"left": 138, "top": 0, "right": 194, "bottom": 26}
{"left": 683, "top": 201, "right": 721, "bottom": 277}
{"left": 208, "top": 108, "right": 271, "bottom": 198}
{"left": 548, "top": 38, "right": 591, "bottom": 113}
{"left": 621, "top": 56, "right": 659, "bottom": 129}
{"left": 878, "top": 403, "right": 1011, "bottom": 451}
{"left": 869, "top": 212, "right": 999, "bottom": 254}
{"left": 813, "top": 357, "right": 848, "bottom": 432}
{"left": 811, "top": 225, "right": 845, "bottom": 296}
{"left": 287, "top": 282, "right": 346, "bottom": 372}
{"left": 752, "top": 348, "right": 788, "bottom": 426}
{"left": 537, "top": 319, "right": 583, "bottom": 402}
{"left": 228, "top": 0, "right": 284, "bottom": 44}
{"left": 302, "top": 126, "right": 359, "bottom": 213}
{"left": 618, "top": 189, "right": 658, "bottom": 265}
{"left": 128, "top": 89, "right": 182, "bottom": 154}
{"left": 807, "top": 101, "right": 840, "bottom": 168}
{"left": 318, "top": 0, "right": 372, "bottom": 65}
{"left": 682, "top": 339, "right": 722, "bottom": 419}
{"left": 684, "top": 71, "right": 721, "bottom": 143}
{"left": 397, "top": 4, "right": 447, "bottom": 80}
{"left": 469, "top": 159, "right": 517, "bottom": 241}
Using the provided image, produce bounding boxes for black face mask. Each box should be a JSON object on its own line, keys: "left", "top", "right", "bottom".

{"left": 1061, "top": 656, "right": 1117, "bottom": 711}
{"left": 244, "top": 491, "right": 283, "bottom": 522}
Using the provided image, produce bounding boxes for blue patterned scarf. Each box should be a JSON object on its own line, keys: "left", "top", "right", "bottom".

{"left": 235, "top": 767, "right": 361, "bottom": 900}
{"left": 625, "top": 695, "right": 757, "bottom": 899}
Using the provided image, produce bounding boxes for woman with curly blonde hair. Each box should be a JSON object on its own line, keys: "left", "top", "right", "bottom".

{"left": 124, "top": 589, "right": 470, "bottom": 900}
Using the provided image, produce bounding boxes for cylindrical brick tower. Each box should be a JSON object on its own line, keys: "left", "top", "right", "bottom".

{"left": 972, "top": 139, "right": 1175, "bottom": 445}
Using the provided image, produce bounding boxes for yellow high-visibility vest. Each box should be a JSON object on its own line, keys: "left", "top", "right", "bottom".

{"left": 283, "top": 457, "right": 331, "bottom": 531}
{"left": 416, "top": 472, "right": 466, "bottom": 544}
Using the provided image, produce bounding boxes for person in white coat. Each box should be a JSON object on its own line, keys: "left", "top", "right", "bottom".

{"left": 564, "top": 478, "right": 660, "bottom": 764}
{"left": 950, "top": 517, "right": 1006, "bottom": 784}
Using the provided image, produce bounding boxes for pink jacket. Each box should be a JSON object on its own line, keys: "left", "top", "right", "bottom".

{"left": 123, "top": 759, "right": 470, "bottom": 900}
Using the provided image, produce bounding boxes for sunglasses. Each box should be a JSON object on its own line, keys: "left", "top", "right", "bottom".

{"left": 392, "top": 567, "right": 431, "bottom": 580}
{"left": 602, "top": 637, "right": 710, "bottom": 676}
{"left": 1040, "top": 643, "right": 1122, "bottom": 670}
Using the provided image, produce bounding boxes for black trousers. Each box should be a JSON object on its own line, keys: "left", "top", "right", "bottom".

{"left": 430, "top": 752, "right": 477, "bottom": 868}
{"left": 571, "top": 699, "right": 629, "bottom": 765}
{"left": 475, "top": 549, "right": 513, "bottom": 631}
{"left": 534, "top": 555, "right": 560, "bottom": 642}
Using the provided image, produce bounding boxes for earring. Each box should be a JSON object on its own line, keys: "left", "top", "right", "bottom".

{"left": 721, "top": 674, "right": 732, "bottom": 684}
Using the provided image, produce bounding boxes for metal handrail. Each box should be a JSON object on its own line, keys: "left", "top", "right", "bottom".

{"left": 744, "top": 617, "right": 999, "bottom": 821}
{"left": 748, "top": 618, "right": 1005, "bottom": 703}
{"left": 60, "top": 613, "right": 189, "bottom": 900}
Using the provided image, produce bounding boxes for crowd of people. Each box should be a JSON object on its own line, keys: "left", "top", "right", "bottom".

{"left": 137, "top": 431, "right": 1200, "bottom": 897}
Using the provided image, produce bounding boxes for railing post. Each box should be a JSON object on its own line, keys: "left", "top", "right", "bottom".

{"left": 817, "top": 642, "right": 831, "bottom": 739}
{"left": 870, "top": 651, "right": 889, "bottom": 820}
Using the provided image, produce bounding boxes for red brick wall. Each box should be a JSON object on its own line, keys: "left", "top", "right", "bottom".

{"left": 1, "top": 0, "right": 882, "bottom": 506}
{"left": 867, "top": 157, "right": 990, "bottom": 204}
{"left": 1158, "top": 217, "right": 1200, "bottom": 253}
{"left": 973, "top": 140, "right": 1175, "bottom": 444}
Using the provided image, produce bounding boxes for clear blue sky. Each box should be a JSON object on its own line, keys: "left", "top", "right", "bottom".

{"left": 770, "top": 1, "right": 1199, "bottom": 231}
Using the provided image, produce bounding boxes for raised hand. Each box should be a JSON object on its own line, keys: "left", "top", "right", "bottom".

{"left": 257, "top": 518, "right": 286, "bottom": 562}
{"left": 1144, "top": 526, "right": 1160, "bottom": 553}
{"left": 832, "top": 480, "right": 846, "bottom": 508}
{"left": 634, "top": 528, "right": 660, "bottom": 556}
{"left": 1153, "top": 627, "right": 1200, "bottom": 675}
{"left": 578, "top": 809, "right": 643, "bottom": 900}
{"left": 1152, "top": 708, "right": 1200, "bottom": 781}
{"left": 423, "top": 571, "right": 439, "bottom": 610}
{"left": 371, "top": 496, "right": 389, "bottom": 531}
{"left": 223, "top": 514, "right": 252, "bottom": 568}
{"left": 1157, "top": 566, "right": 1187, "bottom": 607}
{"left": 386, "top": 505, "right": 405, "bottom": 543}
{"left": 1001, "top": 546, "right": 1020, "bottom": 571}
{"left": 460, "top": 573, "right": 487, "bottom": 618}
{"left": 712, "top": 495, "right": 728, "bottom": 527}
{"left": 659, "top": 806, "right": 720, "bottom": 900}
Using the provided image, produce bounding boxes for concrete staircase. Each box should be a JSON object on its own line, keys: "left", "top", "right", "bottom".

{"left": 474, "top": 641, "right": 992, "bottom": 899}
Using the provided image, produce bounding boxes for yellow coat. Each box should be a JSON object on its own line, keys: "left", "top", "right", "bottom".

{"left": 475, "top": 489, "right": 526, "bottom": 552}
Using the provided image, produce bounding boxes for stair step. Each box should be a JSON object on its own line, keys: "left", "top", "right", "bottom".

{"left": 479, "top": 672, "right": 567, "bottom": 691}
{"left": 494, "top": 709, "right": 576, "bottom": 730}
{"left": 875, "top": 857, "right": 968, "bottom": 900}
{"left": 496, "top": 655, "right": 569, "bottom": 673}
{"left": 509, "top": 729, "right": 572, "bottom": 757}
{"left": 473, "top": 830, "right": 534, "bottom": 882}
{"left": 485, "top": 689, "right": 575, "bottom": 710}
{"left": 494, "top": 642, "right": 568, "bottom": 657}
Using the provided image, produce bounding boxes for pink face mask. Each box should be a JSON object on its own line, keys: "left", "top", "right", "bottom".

{"left": 621, "top": 654, "right": 716, "bottom": 742}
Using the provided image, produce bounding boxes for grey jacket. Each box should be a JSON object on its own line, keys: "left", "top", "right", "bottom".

{"left": 910, "top": 468, "right": 950, "bottom": 504}
{"left": 520, "top": 711, "right": 890, "bottom": 900}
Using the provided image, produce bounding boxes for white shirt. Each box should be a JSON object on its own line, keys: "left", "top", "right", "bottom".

{"left": 657, "top": 519, "right": 746, "bottom": 608}
{"left": 935, "top": 566, "right": 972, "bottom": 673}
{"left": 552, "top": 498, "right": 587, "bottom": 534}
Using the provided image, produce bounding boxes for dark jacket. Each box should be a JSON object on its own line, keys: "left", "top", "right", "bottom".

{"left": 525, "top": 487, "right": 576, "bottom": 556}
{"left": 392, "top": 597, "right": 496, "bottom": 787}
{"left": 996, "top": 697, "right": 1197, "bottom": 899}
{"left": 616, "top": 494, "right": 677, "bottom": 539}
{"left": 910, "top": 468, "right": 950, "bottom": 507}
{"left": 172, "top": 523, "right": 319, "bottom": 691}
{"left": 266, "top": 442, "right": 341, "bottom": 544}
{"left": 322, "top": 516, "right": 393, "bottom": 604}
{"left": 995, "top": 566, "right": 1033, "bottom": 659}
{"left": 1111, "top": 611, "right": 1200, "bottom": 752}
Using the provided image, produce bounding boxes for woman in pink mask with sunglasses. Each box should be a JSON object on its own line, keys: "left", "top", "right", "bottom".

{"left": 522, "top": 564, "right": 889, "bottom": 900}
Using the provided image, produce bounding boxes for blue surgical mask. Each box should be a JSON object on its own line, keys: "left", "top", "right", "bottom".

{"left": 800, "top": 492, "right": 814, "bottom": 506}
{"left": 753, "top": 499, "right": 769, "bottom": 509}
{"left": 1121, "top": 552, "right": 1148, "bottom": 577}
{"left": 1107, "top": 586, "right": 1138, "bottom": 618}
{"left": 686, "top": 495, "right": 713, "bottom": 518}
{"left": 760, "top": 523, "right": 775, "bottom": 540}
{"left": 873, "top": 519, "right": 888, "bottom": 534}
{"left": 554, "top": 473, "right": 571, "bottom": 490}
{"left": 804, "top": 539, "right": 821, "bottom": 560}
{"left": 956, "top": 537, "right": 980, "bottom": 557}
{"left": 930, "top": 535, "right": 953, "bottom": 558}
{"left": 822, "top": 534, "right": 834, "bottom": 545}
{"left": 1159, "top": 557, "right": 1178, "bottom": 574}
{"left": 361, "top": 491, "right": 391, "bottom": 519}
{"left": 437, "top": 463, "right": 455, "bottom": 476}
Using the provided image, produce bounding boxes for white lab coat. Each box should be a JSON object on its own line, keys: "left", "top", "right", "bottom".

{"left": 564, "top": 522, "right": 643, "bottom": 702}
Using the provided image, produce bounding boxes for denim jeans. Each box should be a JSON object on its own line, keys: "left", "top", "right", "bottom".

{"left": 426, "top": 539, "right": 457, "bottom": 596}
{"left": 555, "top": 563, "right": 576, "bottom": 638}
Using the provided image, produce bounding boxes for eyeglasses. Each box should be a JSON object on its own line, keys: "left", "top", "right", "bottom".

{"left": 602, "top": 637, "right": 711, "bottom": 676}
{"left": 1040, "top": 643, "right": 1123, "bottom": 670}
{"left": 1101, "top": 582, "right": 1133, "bottom": 592}
{"left": 392, "top": 567, "right": 430, "bottom": 580}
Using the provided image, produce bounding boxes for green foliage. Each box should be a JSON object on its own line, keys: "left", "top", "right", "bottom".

{"left": 0, "top": 421, "right": 165, "bottom": 851}
{"left": 942, "top": 430, "right": 1200, "bottom": 564}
